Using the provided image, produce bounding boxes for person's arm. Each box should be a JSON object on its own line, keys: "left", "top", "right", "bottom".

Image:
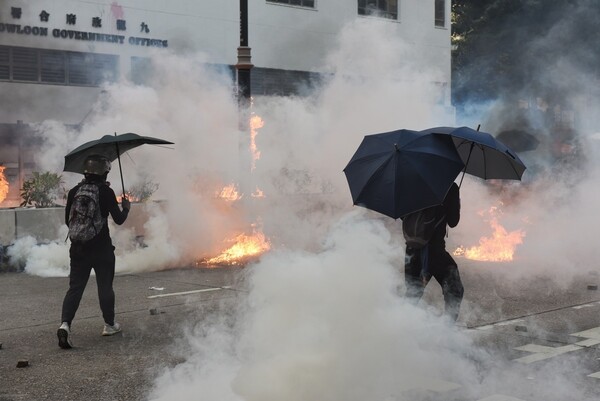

{"left": 65, "top": 187, "right": 76, "bottom": 226}
{"left": 444, "top": 182, "right": 460, "bottom": 228}
{"left": 101, "top": 185, "right": 130, "bottom": 225}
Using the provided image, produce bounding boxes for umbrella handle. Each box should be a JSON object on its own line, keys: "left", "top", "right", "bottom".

{"left": 458, "top": 142, "right": 475, "bottom": 189}
{"left": 459, "top": 125, "right": 479, "bottom": 189}
{"left": 114, "top": 133, "right": 126, "bottom": 199}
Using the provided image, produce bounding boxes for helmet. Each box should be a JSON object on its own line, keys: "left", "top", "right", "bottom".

{"left": 83, "top": 155, "right": 111, "bottom": 175}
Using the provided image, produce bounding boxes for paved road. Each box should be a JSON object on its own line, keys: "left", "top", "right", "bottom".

{"left": 1, "top": 260, "right": 600, "bottom": 401}
{"left": 0, "top": 267, "right": 243, "bottom": 401}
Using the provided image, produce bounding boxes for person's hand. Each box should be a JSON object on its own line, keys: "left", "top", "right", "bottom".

{"left": 121, "top": 197, "right": 131, "bottom": 211}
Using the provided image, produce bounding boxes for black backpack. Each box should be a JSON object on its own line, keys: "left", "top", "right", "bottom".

{"left": 67, "top": 182, "right": 106, "bottom": 243}
{"left": 402, "top": 206, "right": 445, "bottom": 249}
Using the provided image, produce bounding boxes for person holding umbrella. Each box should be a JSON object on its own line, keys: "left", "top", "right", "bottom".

{"left": 345, "top": 126, "right": 526, "bottom": 323}
{"left": 57, "top": 155, "right": 130, "bottom": 349}
{"left": 403, "top": 182, "right": 463, "bottom": 322}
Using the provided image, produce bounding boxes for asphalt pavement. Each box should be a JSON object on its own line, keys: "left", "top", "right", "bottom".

{"left": 0, "top": 267, "right": 243, "bottom": 401}
{"left": 1, "top": 261, "right": 600, "bottom": 401}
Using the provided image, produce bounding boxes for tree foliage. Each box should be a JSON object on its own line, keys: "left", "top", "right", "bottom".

{"left": 452, "top": 0, "right": 600, "bottom": 107}
{"left": 20, "top": 172, "right": 65, "bottom": 208}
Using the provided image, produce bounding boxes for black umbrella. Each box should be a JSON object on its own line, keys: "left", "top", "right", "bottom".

{"left": 64, "top": 132, "right": 174, "bottom": 195}
{"left": 496, "top": 129, "right": 540, "bottom": 152}
{"left": 419, "top": 126, "right": 526, "bottom": 186}
{"left": 343, "top": 129, "right": 464, "bottom": 219}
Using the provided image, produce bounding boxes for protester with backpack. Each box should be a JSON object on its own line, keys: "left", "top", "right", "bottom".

{"left": 402, "top": 181, "right": 463, "bottom": 322}
{"left": 57, "top": 155, "right": 130, "bottom": 349}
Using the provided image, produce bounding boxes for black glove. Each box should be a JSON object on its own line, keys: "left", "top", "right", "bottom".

{"left": 121, "top": 197, "right": 131, "bottom": 211}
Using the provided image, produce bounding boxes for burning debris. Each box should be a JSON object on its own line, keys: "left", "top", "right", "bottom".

{"left": 201, "top": 226, "right": 271, "bottom": 266}
{"left": 251, "top": 187, "right": 265, "bottom": 198}
{"left": 216, "top": 183, "right": 243, "bottom": 201}
{"left": 454, "top": 204, "right": 526, "bottom": 262}
{"left": 200, "top": 110, "right": 272, "bottom": 266}
{"left": 0, "top": 166, "right": 8, "bottom": 204}
{"left": 249, "top": 114, "right": 264, "bottom": 171}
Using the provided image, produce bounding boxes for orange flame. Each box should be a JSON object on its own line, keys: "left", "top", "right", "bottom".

{"left": 217, "top": 183, "right": 243, "bottom": 201}
{"left": 251, "top": 187, "right": 265, "bottom": 198}
{"left": 0, "top": 166, "right": 8, "bottom": 204}
{"left": 454, "top": 206, "right": 526, "bottom": 262}
{"left": 250, "top": 115, "right": 264, "bottom": 171}
{"left": 203, "top": 228, "right": 271, "bottom": 266}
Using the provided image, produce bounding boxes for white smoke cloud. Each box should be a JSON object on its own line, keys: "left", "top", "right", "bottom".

{"left": 149, "top": 213, "right": 482, "bottom": 401}
{"left": 7, "top": 8, "right": 600, "bottom": 400}
{"left": 7, "top": 231, "right": 69, "bottom": 277}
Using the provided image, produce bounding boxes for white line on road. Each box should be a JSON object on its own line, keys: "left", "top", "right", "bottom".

{"left": 587, "top": 372, "right": 600, "bottom": 379}
{"left": 147, "top": 286, "right": 231, "bottom": 299}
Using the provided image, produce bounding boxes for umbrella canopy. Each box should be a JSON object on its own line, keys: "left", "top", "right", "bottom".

{"left": 64, "top": 132, "right": 174, "bottom": 197}
{"left": 343, "top": 129, "right": 464, "bottom": 219}
{"left": 420, "top": 126, "right": 526, "bottom": 181}
{"left": 496, "top": 129, "right": 540, "bottom": 152}
{"left": 63, "top": 133, "right": 173, "bottom": 174}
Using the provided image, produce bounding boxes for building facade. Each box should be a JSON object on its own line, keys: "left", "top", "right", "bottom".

{"left": 0, "top": 0, "right": 451, "bottom": 205}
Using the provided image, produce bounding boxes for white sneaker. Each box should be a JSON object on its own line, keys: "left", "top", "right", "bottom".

{"left": 102, "top": 322, "right": 122, "bottom": 336}
{"left": 57, "top": 322, "right": 73, "bottom": 349}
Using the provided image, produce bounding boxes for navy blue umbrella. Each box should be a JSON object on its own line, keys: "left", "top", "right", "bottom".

{"left": 343, "top": 129, "right": 464, "bottom": 219}
{"left": 419, "top": 126, "right": 526, "bottom": 186}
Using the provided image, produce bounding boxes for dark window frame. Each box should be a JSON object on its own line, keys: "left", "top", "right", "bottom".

{"left": 0, "top": 45, "right": 118, "bottom": 87}
{"left": 358, "top": 0, "right": 399, "bottom": 20}
{"left": 266, "top": 0, "right": 316, "bottom": 9}
{"left": 435, "top": 0, "right": 446, "bottom": 27}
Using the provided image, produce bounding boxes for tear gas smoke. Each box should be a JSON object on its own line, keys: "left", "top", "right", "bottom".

{"left": 149, "top": 213, "right": 483, "bottom": 401}
{"left": 6, "top": 7, "right": 600, "bottom": 400}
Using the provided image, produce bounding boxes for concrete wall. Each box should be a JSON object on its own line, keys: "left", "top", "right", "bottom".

{"left": 0, "top": 202, "right": 152, "bottom": 245}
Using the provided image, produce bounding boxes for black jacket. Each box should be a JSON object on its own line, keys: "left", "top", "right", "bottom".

{"left": 428, "top": 182, "right": 460, "bottom": 251}
{"left": 65, "top": 178, "right": 129, "bottom": 251}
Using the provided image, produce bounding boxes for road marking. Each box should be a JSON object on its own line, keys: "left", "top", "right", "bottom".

{"left": 476, "top": 395, "right": 527, "bottom": 401}
{"left": 572, "top": 301, "right": 600, "bottom": 310}
{"left": 588, "top": 372, "right": 600, "bottom": 379}
{"left": 513, "top": 326, "right": 600, "bottom": 363}
{"left": 476, "top": 319, "right": 525, "bottom": 331}
{"left": 513, "top": 344, "right": 580, "bottom": 364}
{"left": 147, "top": 286, "right": 231, "bottom": 299}
{"left": 571, "top": 327, "right": 600, "bottom": 347}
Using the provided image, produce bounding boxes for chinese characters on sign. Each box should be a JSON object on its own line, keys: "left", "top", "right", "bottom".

{"left": 8, "top": 7, "right": 153, "bottom": 34}
{"left": 116, "top": 19, "right": 126, "bottom": 31}
{"left": 2, "top": 6, "right": 165, "bottom": 48}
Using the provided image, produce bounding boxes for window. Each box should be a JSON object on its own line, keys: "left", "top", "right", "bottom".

{"left": 12, "top": 47, "right": 38, "bottom": 82}
{"left": 267, "top": 0, "right": 315, "bottom": 8}
{"left": 40, "top": 50, "right": 66, "bottom": 83}
{"left": 0, "top": 47, "right": 11, "bottom": 80}
{"left": 358, "top": 0, "right": 398, "bottom": 20}
{"left": 0, "top": 45, "right": 118, "bottom": 86}
{"left": 131, "top": 56, "right": 153, "bottom": 85}
{"left": 435, "top": 0, "right": 446, "bottom": 27}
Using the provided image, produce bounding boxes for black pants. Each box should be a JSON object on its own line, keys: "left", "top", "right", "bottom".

{"left": 61, "top": 245, "right": 116, "bottom": 326}
{"left": 404, "top": 245, "right": 464, "bottom": 321}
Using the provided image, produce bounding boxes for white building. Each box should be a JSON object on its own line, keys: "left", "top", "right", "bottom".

{"left": 0, "top": 0, "right": 451, "bottom": 204}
